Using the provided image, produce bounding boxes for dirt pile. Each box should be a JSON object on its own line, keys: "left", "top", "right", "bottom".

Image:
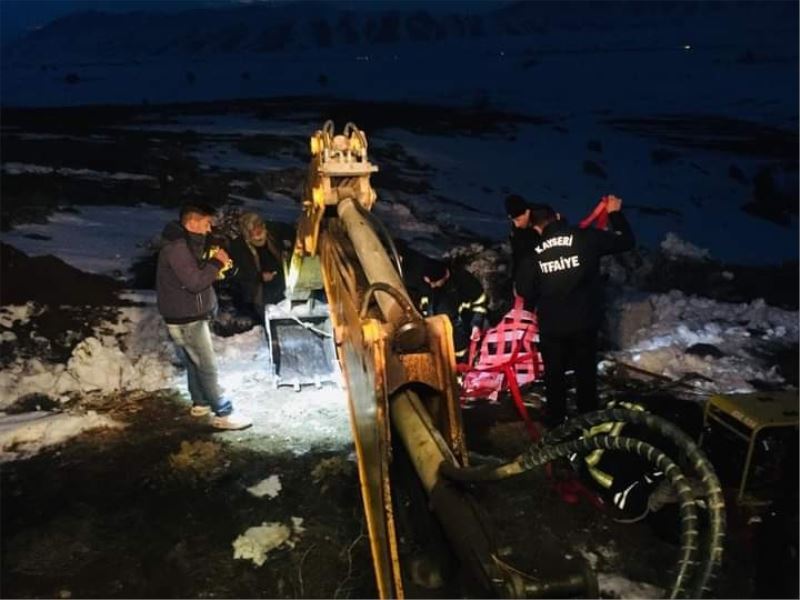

{"left": 0, "top": 243, "right": 124, "bottom": 307}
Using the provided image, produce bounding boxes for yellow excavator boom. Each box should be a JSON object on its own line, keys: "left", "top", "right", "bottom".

{"left": 284, "top": 122, "right": 599, "bottom": 599}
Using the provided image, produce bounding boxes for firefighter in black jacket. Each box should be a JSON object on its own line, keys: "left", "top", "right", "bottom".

{"left": 515, "top": 195, "right": 634, "bottom": 426}
{"left": 401, "top": 252, "right": 488, "bottom": 361}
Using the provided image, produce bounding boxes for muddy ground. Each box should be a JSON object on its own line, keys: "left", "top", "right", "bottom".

{"left": 1, "top": 390, "right": 375, "bottom": 599}
{"left": 1, "top": 380, "right": 798, "bottom": 599}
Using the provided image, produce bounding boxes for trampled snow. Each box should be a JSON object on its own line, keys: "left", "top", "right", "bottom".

{"left": 0, "top": 409, "right": 123, "bottom": 463}
{"left": 609, "top": 291, "right": 798, "bottom": 393}
{"left": 1, "top": 252, "right": 795, "bottom": 462}
{"left": 0, "top": 291, "right": 353, "bottom": 458}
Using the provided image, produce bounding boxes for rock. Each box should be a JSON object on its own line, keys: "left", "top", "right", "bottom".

{"left": 607, "top": 295, "right": 655, "bottom": 349}
{"left": 685, "top": 343, "right": 725, "bottom": 359}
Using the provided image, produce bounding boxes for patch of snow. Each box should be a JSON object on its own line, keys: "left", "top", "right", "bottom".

{"left": 631, "top": 323, "right": 725, "bottom": 352}
{"left": 0, "top": 298, "right": 178, "bottom": 409}
{"left": 610, "top": 291, "right": 798, "bottom": 393}
{"left": 660, "top": 232, "right": 712, "bottom": 261}
{"left": 582, "top": 549, "right": 599, "bottom": 570}
{"left": 598, "top": 573, "right": 664, "bottom": 599}
{"left": 0, "top": 303, "right": 42, "bottom": 327}
{"left": 0, "top": 292, "right": 353, "bottom": 456}
{"left": 190, "top": 143, "right": 301, "bottom": 172}
{"left": 246, "top": 474, "right": 282, "bottom": 499}
{"left": 2, "top": 162, "right": 157, "bottom": 182}
{"left": 232, "top": 517, "right": 304, "bottom": 567}
{"left": 372, "top": 198, "right": 443, "bottom": 238}
{"left": 291, "top": 516, "right": 305, "bottom": 535}
{"left": 1, "top": 205, "right": 178, "bottom": 277}
{"left": 0, "top": 410, "right": 124, "bottom": 462}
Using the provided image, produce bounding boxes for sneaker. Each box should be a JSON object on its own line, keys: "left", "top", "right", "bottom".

{"left": 190, "top": 405, "right": 212, "bottom": 417}
{"left": 211, "top": 414, "right": 253, "bottom": 431}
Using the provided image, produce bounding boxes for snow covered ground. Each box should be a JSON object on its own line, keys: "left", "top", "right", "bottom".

{"left": 1, "top": 20, "right": 796, "bottom": 473}
{"left": 0, "top": 111, "right": 796, "bottom": 464}
{"left": 1, "top": 226, "right": 796, "bottom": 464}
{"left": 608, "top": 290, "right": 798, "bottom": 393}
{"left": 0, "top": 289, "right": 353, "bottom": 462}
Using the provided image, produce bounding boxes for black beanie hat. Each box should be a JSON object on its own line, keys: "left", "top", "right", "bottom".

{"left": 505, "top": 194, "right": 528, "bottom": 218}
{"left": 422, "top": 258, "right": 448, "bottom": 282}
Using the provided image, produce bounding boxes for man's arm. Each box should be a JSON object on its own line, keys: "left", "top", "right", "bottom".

{"left": 514, "top": 253, "right": 540, "bottom": 308}
{"left": 166, "top": 240, "right": 223, "bottom": 293}
{"left": 451, "top": 269, "right": 488, "bottom": 329}
{"left": 594, "top": 195, "right": 634, "bottom": 255}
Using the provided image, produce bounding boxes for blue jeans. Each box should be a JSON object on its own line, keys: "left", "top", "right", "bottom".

{"left": 166, "top": 320, "right": 232, "bottom": 417}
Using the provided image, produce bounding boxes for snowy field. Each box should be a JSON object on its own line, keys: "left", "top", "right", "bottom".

{"left": 1, "top": 2, "right": 797, "bottom": 264}
{"left": 1, "top": 209, "right": 796, "bottom": 462}
{"left": 0, "top": 289, "right": 353, "bottom": 462}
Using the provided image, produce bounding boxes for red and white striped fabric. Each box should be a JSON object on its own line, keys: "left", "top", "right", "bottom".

{"left": 458, "top": 296, "right": 545, "bottom": 438}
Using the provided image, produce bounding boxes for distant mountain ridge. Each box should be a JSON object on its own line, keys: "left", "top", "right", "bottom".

{"left": 3, "top": 0, "right": 794, "bottom": 62}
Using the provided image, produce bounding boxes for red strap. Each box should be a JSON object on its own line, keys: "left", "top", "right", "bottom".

{"left": 579, "top": 196, "right": 610, "bottom": 230}
{"left": 466, "top": 335, "right": 480, "bottom": 366}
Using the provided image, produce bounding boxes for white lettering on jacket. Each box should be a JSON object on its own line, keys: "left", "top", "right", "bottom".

{"left": 535, "top": 235, "right": 573, "bottom": 254}
{"left": 538, "top": 254, "right": 581, "bottom": 273}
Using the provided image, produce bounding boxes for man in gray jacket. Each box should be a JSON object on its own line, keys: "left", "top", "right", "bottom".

{"left": 157, "top": 203, "right": 252, "bottom": 430}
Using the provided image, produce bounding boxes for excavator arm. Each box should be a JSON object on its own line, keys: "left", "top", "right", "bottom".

{"left": 285, "top": 121, "right": 581, "bottom": 598}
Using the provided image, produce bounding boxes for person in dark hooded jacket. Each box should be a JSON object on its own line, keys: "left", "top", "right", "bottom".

{"left": 228, "top": 211, "right": 285, "bottom": 323}
{"left": 156, "top": 203, "right": 252, "bottom": 431}
{"left": 515, "top": 195, "right": 634, "bottom": 427}
{"left": 404, "top": 254, "right": 487, "bottom": 361}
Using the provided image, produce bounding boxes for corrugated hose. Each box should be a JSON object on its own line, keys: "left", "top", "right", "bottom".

{"left": 440, "top": 408, "right": 726, "bottom": 599}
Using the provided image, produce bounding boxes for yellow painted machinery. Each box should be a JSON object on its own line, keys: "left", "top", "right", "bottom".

{"left": 286, "top": 120, "right": 567, "bottom": 598}
{"left": 285, "top": 121, "right": 726, "bottom": 599}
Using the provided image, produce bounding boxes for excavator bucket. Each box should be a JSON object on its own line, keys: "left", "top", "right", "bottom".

{"left": 264, "top": 297, "right": 339, "bottom": 391}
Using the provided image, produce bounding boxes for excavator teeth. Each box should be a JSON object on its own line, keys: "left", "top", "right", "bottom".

{"left": 264, "top": 302, "right": 339, "bottom": 391}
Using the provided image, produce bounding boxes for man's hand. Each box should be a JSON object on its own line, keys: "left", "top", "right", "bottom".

{"left": 605, "top": 195, "right": 623, "bottom": 213}
{"left": 262, "top": 271, "right": 277, "bottom": 282}
{"left": 212, "top": 247, "right": 230, "bottom": 265}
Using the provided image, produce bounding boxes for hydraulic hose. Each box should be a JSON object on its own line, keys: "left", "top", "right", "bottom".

{"left": 543, "top": 409, "right": 725, "bottom": 599}
{"left": 441, "top": 435, "right": 700, "bottom": 599}
{"left": 360, "top": 281, "right": 419, "bottom": 321}
{"left": 359, "top": 281, "right": 427, "bottom": 352}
